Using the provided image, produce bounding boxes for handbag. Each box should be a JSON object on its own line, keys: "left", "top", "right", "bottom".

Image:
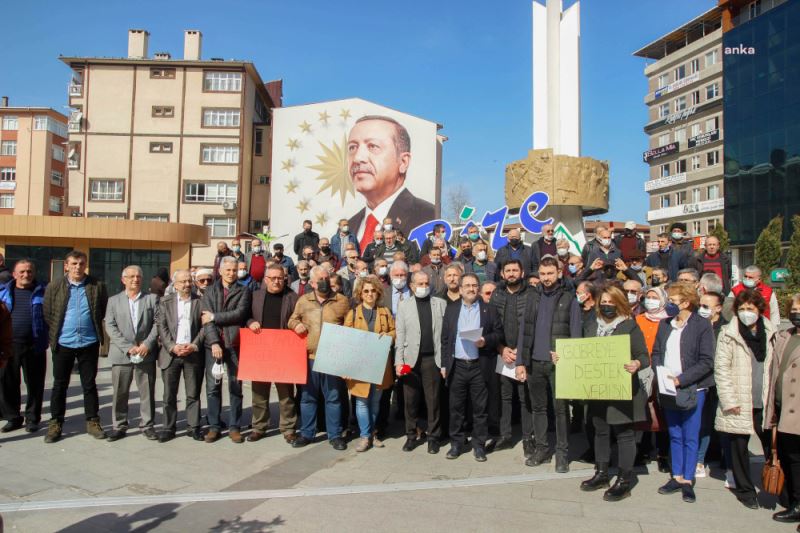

{"left": 761, "top": 427, "right": 785, "bottom": 496}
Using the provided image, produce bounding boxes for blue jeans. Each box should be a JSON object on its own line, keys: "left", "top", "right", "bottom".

{"left": 355, "top": 385, "right": 382, "bottom": 438}
{"left": 300, "top": 358, "right": 342, "bottom": 441}
{"left": 205, "top": 348, "right": 243, "bottom": 431}
{"left": 697, "top": 387, "right": 718, "bottom": 465}
{"left": 664, "top": 390, "right": 706, "bottom": 481}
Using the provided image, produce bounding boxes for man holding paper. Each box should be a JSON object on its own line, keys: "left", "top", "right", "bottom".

{"left": 441, "top": 273, "right": 503, "bottom": 462}
{"left": 246, "top": 264, "right": 300, "bottom": 444}
{"left": 288, "top": 265, "right": 351, "bottom": 450}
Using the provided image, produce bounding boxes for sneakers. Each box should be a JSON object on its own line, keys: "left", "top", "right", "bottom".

{"left": 694, "top": 463, "right": 707, "bottom": 478}
{"left": 724, "top": 470, "right": 736, "bottom": 489}
{"left": 44, "top": 420, "right": 62, "bottom": 443}
{"left": 86, "top": 418, "right": 106, "bottom": 440}
{"left": 355, "top": 437, "right": 371, "bottom": 452}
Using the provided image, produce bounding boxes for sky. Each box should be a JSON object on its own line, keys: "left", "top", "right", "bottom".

{"left": 1, "top": 0, "right": 718, "bottom": 225}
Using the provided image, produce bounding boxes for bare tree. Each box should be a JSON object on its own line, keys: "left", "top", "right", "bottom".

{"left": 443, "top": 184, "right": 472, "bottom": 222}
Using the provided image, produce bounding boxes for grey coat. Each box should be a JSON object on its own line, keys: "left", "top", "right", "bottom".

{"left": 104, "top": 291, "right": 160, "bottom": 365}
{"left": 156, "top": 292, "right": 205, "bottom": 370}
{"left": 395, "top": 296, "right": 447, "bottom": 369}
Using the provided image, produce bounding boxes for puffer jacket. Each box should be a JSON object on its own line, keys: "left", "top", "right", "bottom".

{"left": 714, "top": 317, "right": 776, "bottom": 435}
{"left": 287, "top": 291, "right": 350, "bottom": 358}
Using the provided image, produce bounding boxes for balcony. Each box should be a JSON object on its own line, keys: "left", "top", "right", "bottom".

{"left": 68, "top": 84, "right": 83, "bottom": 97}
{"left": 647, "top": 198, "right": 724, "bottom": 222}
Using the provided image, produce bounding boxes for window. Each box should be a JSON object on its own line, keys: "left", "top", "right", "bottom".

{"left": 658, "top": 133, "right": 670, "bottom": 147}
{"left": 660, "top": 163, "right": 670, "bottom": 178}
{"left": 205, "top": 216, "right": 236, "bottom": 237}
{"left": 88, "top": 213, "right": 125, "bottom": 219}
{"left": 690, "top": 90, "right": 701, "bottom": 106}
{"left": 707, "top": 184, "right": 720, "bottom": 200}
{"left": 257, "top": 175, "right": 269, "bottom": 185}
{"left": 254, "top": 98, "right": 268, "bottom": 122}
{"left": 689, "top": 58, "right": 700, "bottom": 74}
{"left": 135, "top": 213, "right": 169, "bottom": 222}
{"left": 150, "top": 67, "right": 176, "bottom": 79}
{"left": 33, "top": 116, "right": 68, "bottom": 137}
{"left": 0, "top": 194, "right": 14, "bottom": 208}
{"left": 201, "top": 144, "right": 239, "bottom": 164}
{"left": 674, "top": 96, "right": 687, "bottom": 112}
{"left": 659, "top": 103, "right": 670, "bottom": 118}
{"left": 749, "top": 0, "right": 761, "bottom": 19}
{"left": 33, "top": 116, "right": 47, "bottom": 130}
{"left": 707, "top": 218, "right": 718, "bottom": 231}
{"left": 691, "top": 187, "right": 701, "bottom": 203}
{"left": 690, "top": 123, "right": 701, "bottom": 137}
{"left": 149, "top": 142, "right": 173, "bottom": 153}
{"left": 202, "top": 109, "right": 240, "bottom": 128}
{"left": 1, "top": 116, "right": 18, "bottom": 130}
{"left": 705, "top": 49, "right": 719, "bottom": 67}
{"left": 657, "top": 73, "right": 669, "bottom": 89}
{"left": 692, "top": 221, "right": 702, "bottom": 235}
{"left": 0, "top": 141, "right": 16, "bottom": 156}
{"left": 659, "top": 225, "right": 668, "bottom": 234}
{"left": 49, "top": 196, "right": 62, "bottom": 213}
{"left": 661, "top": 195, "right": 671, "bottom": 208}
{"left": 674, "top": 65, "right": 686, "bottom": 81}
{"left": 706, "top": 83, "right": 719, "bottom": 100}
{"left": 674, "top": 128, "right": 686, "bottom": 144}
{"left": 676, "top": 159, "right": 687, "bottom": 173}
{"left": 89, "top": 179, "right": 124, "bottom": 201}
{"left": 254, "top": 128, "right": 264, "bottom": 156}
{"left": 152, "top": 106, "right": 174, "bottom": 118}
{"left": 707, "top": 150, "right": 720, "bottom": 166}
{"left": 52, "top": 145, "right": 65, "bottom": 162}
{"left": 706, "top": 116, "right": 719, "bottom": 132}
{"left": 251, "top": 220, "right": 269, "bottom": 233}
{"left": 184, "top": 182, "right": 237, "bottom": 203}
{"left": 50, "top": 170, "right": 63, "bottom": 186}
{"left": 675, "top": 191, "right": 687, "bottom": 205}
{"left": 203, "top": 71, "right": 242, "bottom": 92}
{"left": 691, "top": 155, "right": 701, "bottom": 170}
{"left": 0, "top": 168, "right": 15, "bottom": 181}
{"left": 68, "top": 144, "right": 80, "bottom": 169}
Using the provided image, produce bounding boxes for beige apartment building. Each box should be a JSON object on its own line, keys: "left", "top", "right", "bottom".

{"left": 61, "top": 29, "right": 280, "bottom": 266}
{"left": 634, "top": 7, "right": 725, "bottom": 241}
{"left": 0, "top": 100, "right": 68, "bottom": 216}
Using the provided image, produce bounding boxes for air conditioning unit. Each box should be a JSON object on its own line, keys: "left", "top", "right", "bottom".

{"left": 222, "top": 201, "right": 237, "bottom": 210}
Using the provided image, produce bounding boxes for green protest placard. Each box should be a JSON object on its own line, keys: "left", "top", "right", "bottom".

{"left": 555, "top": 335, "right": 632, "bottom": 400}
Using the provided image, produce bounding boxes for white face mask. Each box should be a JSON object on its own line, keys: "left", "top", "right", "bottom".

{"left": 643, "top": 298, "right": 661, "bottom": 311}
{"left": 742, "top": 278, "right": 757, "bottom": 288}
{"left": 738, "top": 310, "right": 759, "bottom": 326}
{"left": 414, "top": 286, "right": 430, "bottom": 298}
{"left": 129, "top": 353, "right": 144, "bottom": 364}
{"left": 252, "top": 246, "right": 262, "bottom": 254}
{"left": 391, "top": 278, "right": 406, "bottom": 290}
{"left": 476, "top": 251, "right": 487, "bottom": 261}
{"left": 599, "top": 238, "right": 611, "bottom": 248}
{"left": 430, "top": 257, "right": 441, "bottom": 265}
{"left": 341, "top": 225, "right": 349, "bottom": 233}
{"left": 627, "top": 292, "right": 639, "bottom": 304}
{"left": 232, "top": 246, "right": 241, "bottom": 253}
{"left": 697, "top": 306, "right": 713, "bottom": 319}
{"left": 237, "top": 269, "right": 248, "bottom": 279}
{"left": 378, "top": 266, "right": 388, "bottom": 277}
{"left": 557, "top": 248, "right": 568, "bottom": 257}
{"left": 358, "top": 270, "right": 368, "bottom": 279}
{"left": 383, "top": 224, "right": 392, "bottom": 231}
{"left": 211, "top": 362, "right": 225, "bottom": 384}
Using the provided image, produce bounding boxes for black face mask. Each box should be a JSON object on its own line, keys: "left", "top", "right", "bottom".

{"left": 599, "top": 304, "right": 618, "bottom": 319}
{"left": 316, "top": 280, "right": 331, "bottom": 295}
{"left": 462, "top": 249, "right": 472, "bottom": 257}
{"left": 274, "top": 252, "right": 283, "bottom": 258}
{"left": 509, "top": 238, "right": 521, "bottom": 247}
{"left": 651, "top": 277, "right": 662, "bottom": 287}
{"left": 790, "top": 312, "right": 800, "bottom": 328}
{"left": 320, "top": 246, "right": 330, "bottom": 254}
{"left": 304, "top": 228, "right": 312, "bottom": 234}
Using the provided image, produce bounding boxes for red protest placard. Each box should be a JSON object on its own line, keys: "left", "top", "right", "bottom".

{"left": 237, "top": 328, "right": 308, "bottom": 384}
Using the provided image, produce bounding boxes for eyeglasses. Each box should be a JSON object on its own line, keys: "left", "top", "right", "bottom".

{"left": 544, "top": 230, "right": 554, "bottom": 234}
{"left": 196, "top": 278, "right": 211, "bottom": 284}
{"left": 362, "top": 289, "right": 377, "bottom": 294}
{"left": 265, "top": 276, "right": 284, "bottom": 282}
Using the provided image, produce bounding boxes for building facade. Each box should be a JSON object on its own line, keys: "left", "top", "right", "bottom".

{"left": 61, "top": 29, "right": 279, "bottom": 266}
{"left": 0, "top": 100, "right": 68, "bottom": 216}
{"left": 720, "top": 0, "right": 797, "bottom": 269}
{"left": 635, "top": 8, "right": 725, "bottom": 241}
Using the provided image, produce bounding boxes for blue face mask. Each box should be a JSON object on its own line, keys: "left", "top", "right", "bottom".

{"left": 665, "top": 302, "right": 680, "bottom": 317}
{"left": 568, "top": 264, "right": 578, "bottom": 274}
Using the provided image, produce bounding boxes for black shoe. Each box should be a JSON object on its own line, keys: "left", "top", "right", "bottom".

{"left": 657, "top": 456, "right": 670, "bottom": 473}
{"left": 330, "top": 437, "right": 347, "bottom": 451}
{"left": 493, "top": 437, "right": 514, "bottom": 452}
{"left": 292, "top": 435, "right": 312, "bottom": 448}
{"left": 106, "top": 429, "right": 127, "bottom": 442}
{"left": 142, "top": 427, "right": 158, "bottom": 441}
{"left": 428, "top": 440, "right": 440, "bottom": 454}
{"left": 402, "top": 437, "right": 418, "bottom": 452}
{"left": 522, "top": 439, "right": 534, "bottom": 460}
{"left": 24, "top": 421, "right": 39, "bottom": 433}
{"left": 188, "top": 428, "right": 204, "bottom": 441}
{"left": 1, "top": 418, "right": 23, "bottom": 433}
{"left": 555, "top": 455, "right": 570, "bottom": 473}
{"left": 773, "top": 505, "right": 800, "bottom": 523}
{"left": 580, "top": 464, "right": 610, "bottom": 492}
{"left": 681, "top": 484, "right": 696, "bottom": 503}
{"left": 603, "top": 471, "right": 633, "bottom": 502}
{"left": 158, "top": 431, "right": 175, "bottom": 443}
{"left": 525, "top": 448, "right": 552, "bottom": 467}
{"left": 658, "top": 478, "right": 683, "bottom": 495}
{"left": 474, "top": 446, "right": 487, "bottom": 462}
{"left": 446, "top": 445, "right": 461, "bottom": 460}
{"left": 738, "top": 497, "right": 759, "bottom": 510}
{"left": 634, "top": 452, "right": 651, "bottom": 466}
{"left": 577, "top": 449, "right": 595, "bottom": 464}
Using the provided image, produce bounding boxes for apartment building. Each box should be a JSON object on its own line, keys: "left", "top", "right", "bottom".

{"left": 634, "top": 7, "right": 725, "bottom": 241}
{"left": 0, "top": 98, "right": 68, "bottom": 216}
{"left": 61, "top": 29, "right": 281, "bottom": 266}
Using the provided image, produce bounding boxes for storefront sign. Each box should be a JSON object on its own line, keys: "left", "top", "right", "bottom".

{"left": 688, "top": 129, "right": 720, "bottom": 148}
{"left": 643, "top": 142, "right": 679, "bottom": 163}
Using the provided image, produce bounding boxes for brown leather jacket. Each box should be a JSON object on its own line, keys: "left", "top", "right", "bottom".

{"left": 287, "top": 291, "right": 350, "bottom": 358}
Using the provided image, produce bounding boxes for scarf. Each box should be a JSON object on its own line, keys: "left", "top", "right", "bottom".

{"left": 596, "top": 315, "right": 626, "bottom": 337}
{"left": 738, "top": 316, "right": 767, "bottom": 362}
{"left": 644, "top": 286, "right": 669, "bottom": 322}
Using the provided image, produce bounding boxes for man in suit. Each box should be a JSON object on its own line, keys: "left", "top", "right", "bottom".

{"left": 346, "top": 115, "right": 436, "bottom": 248}
{"left": 441, "top": 273, "right": 503, "bottom": 462}
{"left": 396, "top": 270, "right": 448, "bottom": 453}
{"left": 104, "top": 265, "right": 160, "bottom": 441}
{"left": 246, "top": 264, "right": 300, "bottom": 444}
{"left": 156, "top": 269, "right": 205, "bottom": 442}
{"left": 201, "top": 256, "right": 252, "bottom": 443}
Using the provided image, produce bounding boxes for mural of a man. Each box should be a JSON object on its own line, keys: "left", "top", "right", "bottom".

{"left": 346, "top": 115, "right": 436, "bottom": 252}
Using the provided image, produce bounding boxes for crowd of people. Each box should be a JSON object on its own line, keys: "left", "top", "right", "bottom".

{"left": 0, "top": 217, "right": 798, "bottom": 526}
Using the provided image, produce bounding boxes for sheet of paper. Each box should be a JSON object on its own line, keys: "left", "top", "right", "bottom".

{"left": 656, "top": 366, "right": 677, "bottom": 396}
{"left": 237, "top": 329, "right": 308, "bottom": 384}
{"left": 495, "top": 355, "right": 517, "bottom": 379}
{"left": 459, "top": 328, "right": 483, "bottom": 343}
{"left": 554, "top": 336, "right": 632, "bottom": 400}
